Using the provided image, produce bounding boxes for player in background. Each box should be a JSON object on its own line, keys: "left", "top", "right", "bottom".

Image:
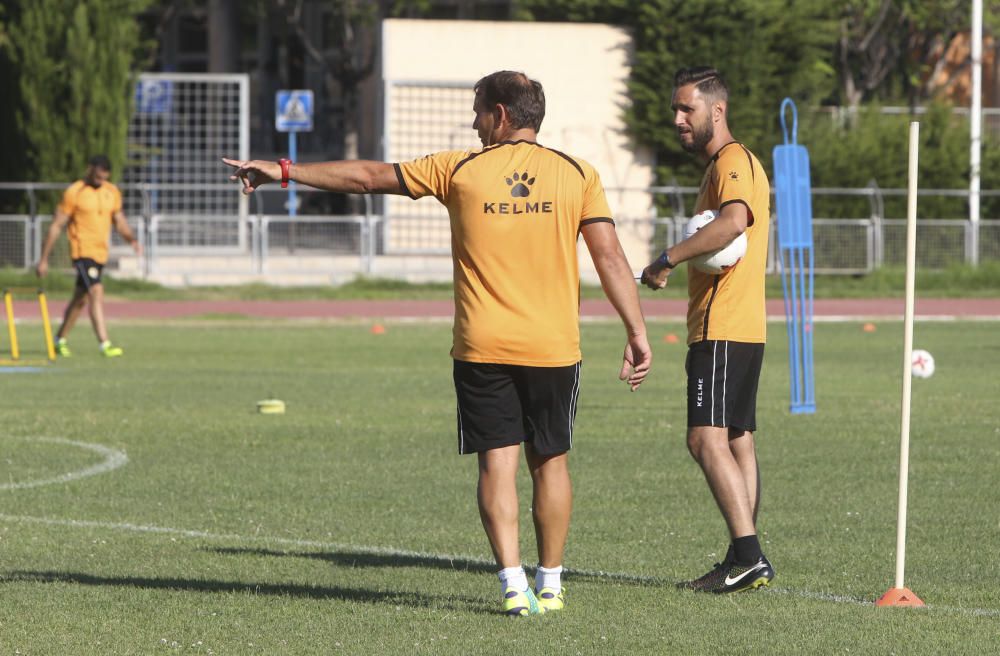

{"left": 225, "top": 70, "right": 651, "bottom": 615}
{"left": 36, "top": 155, "right": 143, "bottom": 358}
{"left": 641, "top": 67, "right": 773, "bottom": 593}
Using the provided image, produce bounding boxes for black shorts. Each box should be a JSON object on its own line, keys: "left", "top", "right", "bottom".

{"left": 73, "top": 258, "right": 104, "bottom": 290}
{"left": 453, "top": 359, "right": 581, "bottom": 455}
{"left": 686, "top": 340, "right": 764, "bottom": 432}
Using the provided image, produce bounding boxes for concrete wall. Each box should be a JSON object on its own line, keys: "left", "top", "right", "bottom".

{"left": 381, "top": 19, "right": 656, "bottom": 281}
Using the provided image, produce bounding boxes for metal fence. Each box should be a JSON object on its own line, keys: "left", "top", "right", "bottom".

{"left": 1, "top": 181, "right": 998, "bottom": 282}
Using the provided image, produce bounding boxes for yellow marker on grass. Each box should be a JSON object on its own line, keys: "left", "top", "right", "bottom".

{"left": 3, "top": 290, "right": 19, "bottom": 360}
{"left": 38, "top": 289, "right": 56, "bottom": 361}
{"left": 257, "top": 399, "right": 286, "bottom": 414}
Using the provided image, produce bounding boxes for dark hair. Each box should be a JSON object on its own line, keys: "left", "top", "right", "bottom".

{"left": 88, "top": 154, "right": 112, "bottom": 171}
{"left": 673, "top": 67, "right": 729, "bottom": 102}
{"left": 474, "top": 71, "right": 545, "bottom": 132}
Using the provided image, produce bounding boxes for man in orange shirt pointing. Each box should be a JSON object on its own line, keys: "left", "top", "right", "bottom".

{"left": 225, "top": 71, "right": 651, "bottom": 616}
{"left": 36, "top": 155, "right": 143, "bottom": 357}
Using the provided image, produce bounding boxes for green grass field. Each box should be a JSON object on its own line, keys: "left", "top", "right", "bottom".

{"left": 4, "top": 261, "right": 1000, "bottom": 300}
{"left": 2, "top": 319, "right": 998, "bottom": 654}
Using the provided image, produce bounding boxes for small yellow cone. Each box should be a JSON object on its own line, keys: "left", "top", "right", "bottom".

{"left": 257, "top": 399, "right": 286, "bottom": 414}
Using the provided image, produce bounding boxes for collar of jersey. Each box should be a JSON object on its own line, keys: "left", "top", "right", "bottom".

{"left": 708, "top": 140, "right": 741, "bottom": 163}
{"left": 492, "top": 139, "right": 538, "bottom": 147}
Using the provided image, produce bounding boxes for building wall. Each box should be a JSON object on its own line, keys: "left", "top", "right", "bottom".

{"left": 381, "top": 19, "right": 656, "bottom": 279}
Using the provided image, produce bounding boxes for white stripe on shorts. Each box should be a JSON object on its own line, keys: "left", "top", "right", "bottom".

{"left": 722, "top": 341, "right": 729, "bottom": 424}
{"left": 568, "top": 362, "right": 581, "bottom": 448}
{"left": 711, "top": 341, "right": 717, "bottom": 425}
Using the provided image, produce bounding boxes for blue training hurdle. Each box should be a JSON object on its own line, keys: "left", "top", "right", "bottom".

{"left": 772, "top": 98, "right": 816, "bottom": 414}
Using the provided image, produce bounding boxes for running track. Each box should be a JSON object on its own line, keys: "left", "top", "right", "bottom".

{"left": 9, "top": 298, "right": 1000, "bottom": 321}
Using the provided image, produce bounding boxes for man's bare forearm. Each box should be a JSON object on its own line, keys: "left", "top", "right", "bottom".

{"left": 289, "top": 161, "right": 402, "bottom": 195}
{"left": 115, "top": 215, "right": 138, "bottom": 245}
{"left": 593, "top": 247, "right": 646, "bottom": 338}
{"left": 39, "top": 223, "right": 63, "bottom": 262}
{"left": 661, "top": 204, "right": 747, "bottom": 266}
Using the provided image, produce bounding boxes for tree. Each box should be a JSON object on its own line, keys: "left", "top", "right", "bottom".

{"left": 833, "top": 0, "right": 979, "bottom": 107}
{"left": 0, "top": 0, "right": 153, "bottom": 185}
{"left": 274, "top": 0, "right": 384, "bottom": 165}
{"left": 520, "top": 0, "right": 839, "bottom": 189}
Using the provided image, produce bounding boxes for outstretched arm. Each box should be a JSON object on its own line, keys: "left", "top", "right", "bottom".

{"left": 36, "top": 209, "right": 71, "bottom": 277}
{"left": 641, "top": 202, "right": 749, "bottom": 289}
{"left": 580, "top": 221, "right": 651, "bottom": 391}
{"left": 222, "top": 158, "right": 405, "bottom": 196}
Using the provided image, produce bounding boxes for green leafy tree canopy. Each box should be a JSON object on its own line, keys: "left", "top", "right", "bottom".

{"left": 1, "top": 0, "right": 154, "bottom": 184}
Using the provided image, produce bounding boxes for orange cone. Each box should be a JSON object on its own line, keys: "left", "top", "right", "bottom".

{"left": 663, "top": 333, "right": 679, "bottom": 344}
{"left": 863, "top": 322, "right": 877, "bottom": 333}
{"left": 371, "top": 323, "right": 386, "bottom": 335}
{"left": 875, "top": 587, "right": 925, "bottom": 607}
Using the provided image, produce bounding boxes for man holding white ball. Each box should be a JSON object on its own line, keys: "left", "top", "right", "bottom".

{"left": 641, "top": 67, "right": 773, "bottom": 593}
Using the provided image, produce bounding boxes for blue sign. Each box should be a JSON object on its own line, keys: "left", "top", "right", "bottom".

{"left": 276, "top": 90, "right": 314, "bottom": 132}
{"left": 135, "top": 80, "right": 173, "bottom": 114}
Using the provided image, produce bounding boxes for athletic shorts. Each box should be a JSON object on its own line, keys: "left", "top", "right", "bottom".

{"left": 73, "top": 258, "right": 104, "bottom": 290}
{"left": 686, "top": 340, "right": 764, "bottom": 432}
{"left": 453, "top": 359, "right": 581, "bottom": 456}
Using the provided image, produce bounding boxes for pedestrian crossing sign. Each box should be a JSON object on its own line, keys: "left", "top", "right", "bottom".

{"left": 276, "top": 90, "right": 314, "bottom": 132}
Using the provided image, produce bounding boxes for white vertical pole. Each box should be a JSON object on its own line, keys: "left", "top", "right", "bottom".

{"left": 970, "top": 0, "right": 982, "bottom": 266}
{"left": 894, "top": 121, "right": 920, "bottom": 590}
{"left": 239, "top": 74, "right": 250, "bottom": 252}
{"left": 239, "top": 74, "right": 250, "bottom": 225}
{"left": 288, "top": 131, "right": 297, "bottom": 218}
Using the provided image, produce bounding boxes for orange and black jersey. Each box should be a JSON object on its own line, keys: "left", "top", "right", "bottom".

{"left": 58, "top": 180, "right": 123, "bottom": 265}
{"left": 396, "top": 140, "right": 613, "bottom": 366}
{"left": 688, "top": 141, "right": 770, "bottom": 345}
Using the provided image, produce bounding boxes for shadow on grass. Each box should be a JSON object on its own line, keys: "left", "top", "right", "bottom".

{"left": 5, "top": 570, "right": 495, "bottom": 614}
{"left": 211, "top": 546, "right": 498, "bottom": 575}
{"left": 208, "top": 547, "right": 675, "bottom": 587}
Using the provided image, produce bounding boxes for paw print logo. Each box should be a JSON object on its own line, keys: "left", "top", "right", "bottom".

{"left": 506, "top": 171, "right": 535, "bottom": 197}
{"left": 728, "top": 170, "right": 739, "bottom": 181}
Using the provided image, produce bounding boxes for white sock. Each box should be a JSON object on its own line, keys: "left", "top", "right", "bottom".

{"left": 535, "top": 565, "right": 563, "bottom": 593}
{"left": 57, "top": 337, "right": 67, "bottom": 345}
{"left": 100, "top": 340, "right": 111, "bottom": 349}
{"left": 498, "top": 566, "right": 528, "bottom": 593}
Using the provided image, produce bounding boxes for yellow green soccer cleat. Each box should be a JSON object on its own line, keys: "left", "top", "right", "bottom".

{"left": 501, "top": 586, "right": 544, "bottom": 617}
{"left": 536, "top": 587, "right": 565, "bottom": 612}
{"left": 55, "top": 340, "right": 72, "bottom": 357}
{"left": 101, "top": 343, "right": 124, "bottom": 358}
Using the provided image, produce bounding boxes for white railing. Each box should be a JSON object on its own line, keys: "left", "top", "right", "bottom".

{"left": 1, "top": 182, "right": 998, "bottom": 282}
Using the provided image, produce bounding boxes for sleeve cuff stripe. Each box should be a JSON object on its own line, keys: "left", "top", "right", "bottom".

{"left": 393, "top": 163, "right": 416, "bottom": 199}
{"left": 719, "top": 199, "right": 754, "bottom": 226}
{"left": 580, "top": 217, "right": 614, "bottom": 227}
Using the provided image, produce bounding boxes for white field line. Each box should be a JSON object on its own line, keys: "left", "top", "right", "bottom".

{"left": 0, "top": 512, "right": 997, "bottom": 618}
{"left": 0, "top": 437, "right": 128, "bottom": 491}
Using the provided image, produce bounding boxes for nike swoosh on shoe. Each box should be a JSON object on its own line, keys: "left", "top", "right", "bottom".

{"left": 723, "top": 562, "right": 765, "bottom": 587}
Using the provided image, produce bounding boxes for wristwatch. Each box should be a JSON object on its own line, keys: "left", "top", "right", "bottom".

{"left": 278, "top": 158, "right": 292, "bottom": 188}
{"left": 656, "top": 251, "right": 675, "bottom": 269}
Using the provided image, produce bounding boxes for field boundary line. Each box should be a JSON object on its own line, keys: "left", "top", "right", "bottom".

{"left": 0, "top": 437, "right": 128, "bottom": 490}
{"left": 0, "top": 513, "right": 997, "bottom": 618}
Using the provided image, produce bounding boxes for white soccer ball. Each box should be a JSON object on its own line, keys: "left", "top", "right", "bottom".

{"left": 683, "top": 209, "right": 748, "bottom": 274}
{"left": 911, "top": 349, "right": 935, "bottom": 378}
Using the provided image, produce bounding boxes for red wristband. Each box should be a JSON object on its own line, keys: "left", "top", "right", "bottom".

{"left": 278, "top": 158, "right": 292, "bottom": 188}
